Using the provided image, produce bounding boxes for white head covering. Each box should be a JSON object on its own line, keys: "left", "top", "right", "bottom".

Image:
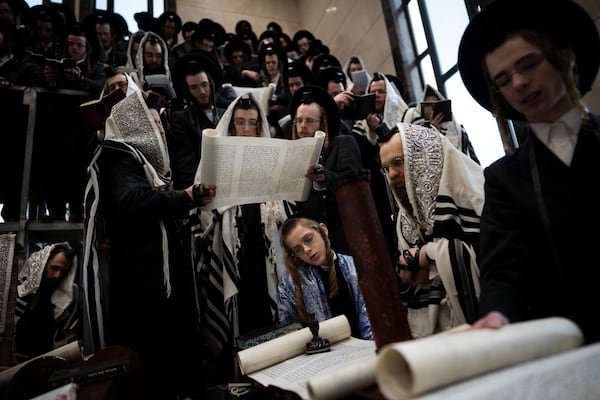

{"left": 370, "top": 73, "right": 409, "bottom": 129}
{"left": 403, "top": 83, "right": 465, "bottom": 152}
{"left": 104, "top": 90, "right": 171, "bottom": 184}
{"left": 215, "top": 92, "right": 271, "bottom": 138}
{"left": 132, "top": 31, "right": 172, "bottom": 90}
{"left": 343, "top": 55, "right": 371, "bottom": 92}
{"left": 17, "top": 243, "right": 77, "bottom": 319}
{"left": 99, "top": 70, "right": 140, "bottom": 99}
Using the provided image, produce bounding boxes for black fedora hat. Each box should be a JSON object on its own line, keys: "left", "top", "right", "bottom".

{"left": 312, "top": 66, "right": 346, "bottom": 91}
{"left": 290, "top": 85, "right": 341, "bottom": 137}
{"left": 288, "top": 60, "right": 313, "bottom": 83}
{"left": 157, "top": 11, "right": 182, "bottom": 34}
{"left": 458, "top": 0, "right": 600, "bottom": 121}
{"left": 311, "top": 54, "right": 342, "bottom": 75}
{"left": 224, "top": 38, "right": 252, "bottom": 63}
{"left": 172, "top": 49, "right": 222, "bottom": 98}
{"left": 258, "top": 42, "right": 288, "bottom": 71}
{"left": 191, "top": 27, "right": 218, "bottom": 46}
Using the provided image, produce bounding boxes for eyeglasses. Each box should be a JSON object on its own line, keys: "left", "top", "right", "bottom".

{"left": 293, "top": 117, "right": 319, "bottom": 125}
{"left": 381, "top": 156, "right": 404, "bottom": 175}
{"left": 290, "top": 233, "right": 316, "bottom": 256}
{"left": 492, "top": 52, "right": 545, "bottom": 90}
{"left": 233, "top": 119, "right": 259, "bottom": 128}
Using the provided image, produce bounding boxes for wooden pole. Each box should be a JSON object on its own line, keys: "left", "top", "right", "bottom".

{"left": 335, "top": 173, "right": 412, "bottom": 349}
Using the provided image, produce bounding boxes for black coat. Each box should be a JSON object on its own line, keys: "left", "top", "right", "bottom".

{"left": 168, "top": 104, "right": 221, "bottom": 189}
{"left": 479, "top": 112, "right": 600, "bottom": 344}
{"left": 295, "top": 134, "right": 362, "bottom": 254}
{"left": 95, "top": 141, "right": 205, "bottom": 397}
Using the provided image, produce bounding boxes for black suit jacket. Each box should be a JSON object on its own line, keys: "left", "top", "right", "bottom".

{"left": 479, "top": 112, "right": 600, "bottom": 343}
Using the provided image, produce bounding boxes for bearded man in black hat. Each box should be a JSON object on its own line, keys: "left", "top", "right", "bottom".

{"left": 290, "top": 85, "right": 362, "bottom": 254}
{"left": 169, "top": 50, "right": 225, "bottom": 190}
{"left": 157, "top": 10, "right": 181, "bottom": 51}
{"left": 458, "top": 0, "right": 600, "bottom": 344}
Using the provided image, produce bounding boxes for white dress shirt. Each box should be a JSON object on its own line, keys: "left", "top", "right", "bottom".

{"left": 530, "top": 107, "right": 582, "bottom": 166}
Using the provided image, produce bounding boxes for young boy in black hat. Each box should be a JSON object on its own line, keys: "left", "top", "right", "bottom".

{"left": 458, "top": 0, "right": 600, "bottom": 344}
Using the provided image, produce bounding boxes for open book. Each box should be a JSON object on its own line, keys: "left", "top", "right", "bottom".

{"left": 25, "top": 51, "right": 77, "bottom": 70}
{"left": 195, "top": 129, "right": 325, "bottom": 210}
{"left": 79, "top": 88, "right": 126, "bottom": 130}
{"left": 240, "top": 317, "right": 587, "bottom": 400}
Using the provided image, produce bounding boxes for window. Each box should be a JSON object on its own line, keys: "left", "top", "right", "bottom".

{"left": 24, "top": 1, "right": 164, "bottom": 40}
{"left": 386, "top": 0, "right": 505, "bottom": 167}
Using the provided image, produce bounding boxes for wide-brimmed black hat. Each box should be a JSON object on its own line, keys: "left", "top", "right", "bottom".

{"left": 458, "top": 0, "right": 600, "bottom": 121}
{"left": 292, "top": 29, "right": 315, "bottom": 45}
{"left": 191, "top": 28, "right": 218, "bottom": 46}
{"left": 172, "top": 49, "right": 222, "bottom": 98}
{"left": 157, "top": 11, "right": 182, "bottom": 34}
{"left": 224, "top": 38, "right": 252, "bottom": 63}
{"left": 290, "top": 85, "right": 340, "bottom": 137}
{"left": 258, "top": 42, "right": 288, "bottom": 72}
{"left": 311, "top": 54, "right": 341, "bottom": 75}
{"left": 288, "top": 60, "right": 313, "bottom": 84}
{"left": 312, "top": 66, "right": 346, "bottom": 91}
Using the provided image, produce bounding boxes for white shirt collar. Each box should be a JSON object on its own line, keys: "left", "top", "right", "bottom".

{"left": 530, "top": 107, "right": 582, "bottom": 166}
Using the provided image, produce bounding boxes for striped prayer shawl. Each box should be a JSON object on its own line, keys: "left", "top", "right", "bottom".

{"left": 394, "top": 123, "right": 483, "bottom": 338}
{"left": 81, "top": 141, "right": 171, "bottom": 356}
{"left": 189, "top": 200, "right": 295, "bottom": 357}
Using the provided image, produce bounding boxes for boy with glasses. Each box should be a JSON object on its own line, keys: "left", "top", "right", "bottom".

{"left": 458, "top": 0, "right": 600, "bottom": 344}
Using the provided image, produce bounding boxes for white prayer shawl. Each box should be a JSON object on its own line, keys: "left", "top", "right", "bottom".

{"left": 377, "top": 73, "right": 409, "bottom": 130}
{"left": 351, "top": 73, "right": 409, "bottom": 140}
{"left": 15, "top": 242, "right": 79, "bottom": 350}
{"left": 402, "top": 83, "right": 468, "bottom": 155}
{"left": 393, "top": 122, "right": 483, "bottom": 338}
{"left": 342, "top": 55, "right": 370, "bottom": 92}
{"left": 17, "top": 243, "right": 77, "bottom": 321}
{"left": 82, "top": 90, "right": 172, "bottom": 353}
{"left": 190, "top": 93, "right": 293, "bottom": 351}
{"left": 131, "top": 31, "right": 172, "bottom": 91}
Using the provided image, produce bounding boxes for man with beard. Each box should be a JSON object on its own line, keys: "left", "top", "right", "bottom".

{"left": 13, "top": 242, "right": 79, "bottom": 363}
{"left": 168, "top": 50, "right": 225, "bottom": 189}
{"left": 131, "top": 31, "right": 174, "bottom": 108}
{"left": 378, "top": 124, "right": 483, "bottom": 339}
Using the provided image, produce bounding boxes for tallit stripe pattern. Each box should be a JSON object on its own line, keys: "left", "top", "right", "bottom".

{"left": 433, "top": 194, "right": 480, "bottom": 243}
{"left": 448, "top": 238, "right": 479, "bottom": 324}
{"left": 191, "top": 210, "right": 231, "bottom": 355}
{"left": 82, "top": 146, "right": 105, "bottom": 354}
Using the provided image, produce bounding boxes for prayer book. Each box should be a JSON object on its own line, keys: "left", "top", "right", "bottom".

{"left": 25, "top": 51, "right": 77, "bottom": 70}
{"left": 343, "top": 92, "right": 376, "bottom": 121}
{"left": 79, "top": 88, "right": 126, "bottom": 131}
{"left": 420, "top": 99, "right": 452, "bottom": 122}
{"left": 144, "top": 73, "right": 177, "bottom": 99}
{"left": 350, "top": 70, "right": 370, "bottom": 95}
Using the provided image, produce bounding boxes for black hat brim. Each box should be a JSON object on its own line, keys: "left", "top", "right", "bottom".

{"left": 172, "top": 50, "right": 222, "bottom": 98}
{"left": 290, "top": 85, "right": 341, "bottom": 137}
{"left": 312, "top": 66, "right": 346, "bottom": 91}
{"left": 224, "top": 38, "right": 252, "bottom": 63}
{"left": 458, "top": 0, "right": 600, "bottom": 121}
{"left": 258, "top": 42, "right": 288, "bottom": 71}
